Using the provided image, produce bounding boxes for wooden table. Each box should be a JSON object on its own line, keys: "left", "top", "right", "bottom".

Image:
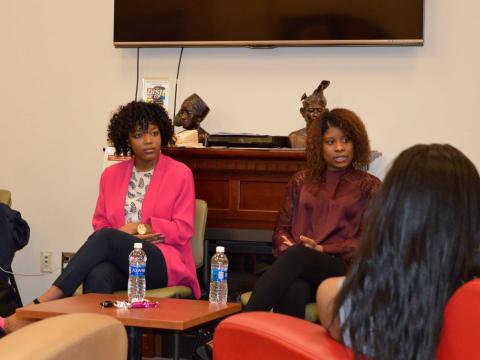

{"left": 16, "top": 293, "right": 241, "bottom": 360}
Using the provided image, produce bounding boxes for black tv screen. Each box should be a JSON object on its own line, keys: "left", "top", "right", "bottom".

{"left": 114, "top": 0, "right": 424, "bottom": 47}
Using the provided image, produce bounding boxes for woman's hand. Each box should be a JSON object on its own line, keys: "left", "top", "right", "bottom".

{"left": 300, "top": 235, "right": 323, "bottom": 252}
{"left": 136, "top": 233, "right": 165, "bottom": 244}
{"left": 119, "top": 222, "right": 164, "bottom": 243}
{"left": 119, "top": 222, "right": 140, "bottom": 235}
{"left": 119, "top": 223, "right": 156, "bottom": 237}
{"left": 281, "top": 235, "right": 295, "bottom": 248}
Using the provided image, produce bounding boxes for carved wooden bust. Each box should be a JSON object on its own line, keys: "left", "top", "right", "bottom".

{"left": 174, "top": 93, "right": 210, "bottom": 143}
{"left": 288, "top": 80, "right": 330, "bottom": 148}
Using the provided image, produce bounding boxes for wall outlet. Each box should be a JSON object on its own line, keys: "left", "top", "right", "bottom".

{"left": 61, "top": 252, "right": 75, "bottom": 273}
{"left": 41, "top": 251, "right": 53, "bottom": 273}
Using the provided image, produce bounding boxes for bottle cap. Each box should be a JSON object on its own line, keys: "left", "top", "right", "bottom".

{"left": 134, "top": 243, "right": 143, "bottom": 249}
{"left": 216, "top": 246, "right": 225, "bottom": 253}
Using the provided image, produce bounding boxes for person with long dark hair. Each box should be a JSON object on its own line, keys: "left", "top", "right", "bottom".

{"left": 6, "top": 101, "right": 200, "bottom": 333}
{"left": 244, "top": 108, "right": 380, "bottom": 318}
{"left": 317, "top": 144, "right": 480, "bottom": 359}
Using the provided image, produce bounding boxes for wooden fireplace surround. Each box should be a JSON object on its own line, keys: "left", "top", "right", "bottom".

{"left": 162, "top": 147, "right": 306, "bottom": 231}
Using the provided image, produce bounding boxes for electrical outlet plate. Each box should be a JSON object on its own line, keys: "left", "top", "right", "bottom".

{"left": 61, "top": 252, "right": 75, "bottom": 273}
{"left": 41, "top": 251, "right": 53, "bottom": 273}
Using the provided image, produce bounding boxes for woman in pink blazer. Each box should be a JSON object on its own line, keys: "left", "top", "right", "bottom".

{"left": 10, "top": 101, "right": 200, "bottom": 322}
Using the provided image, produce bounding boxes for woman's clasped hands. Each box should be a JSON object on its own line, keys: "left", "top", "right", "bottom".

{"left": 281, "top": 235, "right": 323, "bottom": 252}
{"left": 119, "top": 222, "right": 165, "bottom": 244}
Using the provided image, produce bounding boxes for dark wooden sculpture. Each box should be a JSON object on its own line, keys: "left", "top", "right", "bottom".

{"left": 288, "top": 80, "right": 330, "bottom": 148}
{"left": 174, "top": 93, "right": 210, "bottom": 144}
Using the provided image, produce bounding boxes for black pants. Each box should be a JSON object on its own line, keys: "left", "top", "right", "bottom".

{"left": 244, "top": 244, "right": 347, "bottom": 319}
{"left": 53, "top": 228, "right": 168, "bottom": 296}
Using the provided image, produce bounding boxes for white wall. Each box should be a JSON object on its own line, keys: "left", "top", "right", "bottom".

{"left": 1, "top": 0, "right": 479, "bottom": 302}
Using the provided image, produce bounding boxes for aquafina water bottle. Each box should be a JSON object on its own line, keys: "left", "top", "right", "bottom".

{"left": 128, "top": 242, "right": 147, "bottom": 303}
{"left": 209, "top": 246, "right": 229, "bottom": 304}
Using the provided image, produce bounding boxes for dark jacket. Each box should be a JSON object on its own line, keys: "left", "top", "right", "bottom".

{"left": 0, "top": 204, "right": 29, "bottom": 282}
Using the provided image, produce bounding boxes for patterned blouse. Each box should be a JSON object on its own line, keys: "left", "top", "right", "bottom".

{"left": 124, "top": 167, "right": 154, "bottom": 223}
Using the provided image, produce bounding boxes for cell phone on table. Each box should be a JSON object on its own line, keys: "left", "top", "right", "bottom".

{"left": 100, "top": 300, "right": 114, "bottom": 308}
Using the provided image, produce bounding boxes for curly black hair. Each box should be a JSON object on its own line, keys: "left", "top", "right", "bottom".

{"left": 306, "top": 108, "right": 371, "bottom": 179}
{"left": 107, "top": 101, "right": 175, "bottom": 156}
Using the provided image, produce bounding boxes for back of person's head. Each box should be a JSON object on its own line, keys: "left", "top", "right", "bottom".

{"left": 306, "top": 108, "right": 371, "bottom": 178}
{"left": 336, "top": 143, "right": 480, "bottom": 360}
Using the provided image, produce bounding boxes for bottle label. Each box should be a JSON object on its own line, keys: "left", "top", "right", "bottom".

{"left": 211, "top": 267, "right": 228, "bottom": 282}
{"left": 129, "top": 265, "right": 146, "bottom": 277}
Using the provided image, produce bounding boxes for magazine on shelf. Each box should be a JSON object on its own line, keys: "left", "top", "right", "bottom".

{"left": 142, "top": 78, "right": 170, "bottom": 113}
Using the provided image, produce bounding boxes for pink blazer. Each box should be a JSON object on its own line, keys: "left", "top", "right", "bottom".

{"left": 92, "top": 153, "right": 200, "bottom": 298}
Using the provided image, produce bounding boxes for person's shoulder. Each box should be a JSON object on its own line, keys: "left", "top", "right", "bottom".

{"left": 361, "top": 171, "right": 381, "bottom": 185}
{"left": 284, "top": 170, "right": 308, "bottom": 192}
{"left": 290, "top": 169, "right": 308, "bottom": 183}
{"left": 351, "top": 170, "right": 381, "bottom": 195}
{"left": 102, "top": 159, "right": 132, "bottom": 177}
{"left": 160, "top": 154, "right": 193, "bottom": 176}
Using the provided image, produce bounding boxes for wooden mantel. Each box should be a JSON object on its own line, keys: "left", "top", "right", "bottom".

{"left": 162, "top": 147, "right": 306, "bottom": 230}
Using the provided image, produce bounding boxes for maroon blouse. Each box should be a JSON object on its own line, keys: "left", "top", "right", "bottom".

{"left": 272, "top": 167, "right": 380, "bottom": 263}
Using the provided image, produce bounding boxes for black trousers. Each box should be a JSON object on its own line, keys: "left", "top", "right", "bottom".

{"left": 244, "top": 244, "right": 347, "bottom": 319}
{"left": 53, "top": 228, "right": 168, "bottom": 296}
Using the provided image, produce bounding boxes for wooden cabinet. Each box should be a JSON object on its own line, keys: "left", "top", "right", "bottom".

{"left": 162, "top": 147, "right": 306, "bottom": 230}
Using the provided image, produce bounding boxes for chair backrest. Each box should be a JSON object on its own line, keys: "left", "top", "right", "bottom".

{"left": 0, "top": 189, "right": 12, "bottom": 207}
{"left": 214, "top": 312, "right": 353, "bottom": 360}
{"left": 217, "top": 279, "right": 480, "bottom": 360}
{"left": 193, "top": 199, "right": 208, "bottom": 269}
{"left": 437, "top": 278, "right": 480, "bottom": 359}
{"left": 0, "top": 313, "right": 128, "bottom": 359}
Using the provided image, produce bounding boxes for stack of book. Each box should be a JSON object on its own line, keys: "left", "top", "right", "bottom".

{"left": 175, "top": 130, "right": 204, "bottom": 148}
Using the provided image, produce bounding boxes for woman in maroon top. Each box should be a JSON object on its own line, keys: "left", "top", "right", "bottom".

{"left": 244, "top": 108, "right": 380, "bottom": 318}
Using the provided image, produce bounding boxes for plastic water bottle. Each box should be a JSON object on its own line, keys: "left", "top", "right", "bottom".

{"left": 128, "top": 243, "right": 147, "bottom": 303}
{"left": 209, "top": 246, "right": 229, "bottom": 304}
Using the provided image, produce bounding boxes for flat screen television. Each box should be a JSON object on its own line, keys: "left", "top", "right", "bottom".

{"left": 114, "top": 0, "right": 424, "bottom": 48}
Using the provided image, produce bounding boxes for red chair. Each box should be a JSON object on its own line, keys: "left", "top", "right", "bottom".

{"left": 437, "top": 278, "right": 480, "bottom": 359}
{"left": 214, "top": 279, "right": 480, "bottom": 360}
{"left": 213, "top": 311, "right": 353, "bottom": 360}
